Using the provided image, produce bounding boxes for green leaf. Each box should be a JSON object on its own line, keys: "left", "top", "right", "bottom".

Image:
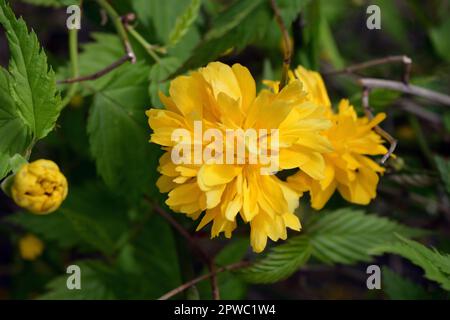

{"left": 382, "top": 267, "right": 431, "bottom": 300}
{"left": 429, "top": 18, "right": 450, "bottom": 63}
{"left": 238, "top": 236, "right": 311, "bottom": 284}
{"left": 116, "top": 214, "right": 182, "bottom": 299}
{"left": 434, "top": 156, "right": 450, "bottom": 194}
{"left": 0, "top": 0, "right": 61, "bottom": 140}
{"left": 39, "top": 261, "right": 116, "bottom": 300}
{"left": 131, "top": 0, "right": 191, "bottom": 43}
{"left": 307, "top": 209, "right": 424, "bottom": 265}
{"left": 174, "top": 0, "right": 270, "bottom": 75}
{"left": 198, "top": 238, "right": 249, "bottom": 299}
{"left": 276, "top": 0, "right": 311, "bottom": 26}
{"left": 57, "top": 33, "right": 125, "bottom": 95}
{"left": 6, "top": 182, "right": 129, "bottom": 251}
{"left": 148, "top": 57, "right": 181, "bottom": 108}
{"left": 168, "top": 0, "right": 201, "bottom": 47}
{"left": 87, "top": 62, "right": 160, "bottom": 199}
{"left": 374, "top": 236, "right": 450, "bottom": 291}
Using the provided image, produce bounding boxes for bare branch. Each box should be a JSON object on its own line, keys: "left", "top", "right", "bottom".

{"left": 359, "top": 78, "right": 450, "bottom": 106}
{"left": 362, "top": 87, "right": 398, "bottom": 164}
{"left": 325, "top": 55, "right": 412, "bottom": 83}
{"left": 158, "top": 261, "right": 250, "bottom": 300}
{"left": 57, "top": 54, "right": 132, "bottom": 84}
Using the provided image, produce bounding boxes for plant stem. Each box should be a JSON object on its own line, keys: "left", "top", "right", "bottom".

{"left": 270, "top": 0, "right": 291, "bottom": 90}
{"left": 408, "top": 115, "right": 436, "bottom": 169}
{"left": 126, "top": 25, "right": 162, "bottom": 63}
{"left": 158, "top": 261, "right": 250, "bottom": 300}
{"left": 96, "top": 0, "right": 136, "bottom": 63}
{"left": 60, "top": 28, "right": 79, "bottom": 108}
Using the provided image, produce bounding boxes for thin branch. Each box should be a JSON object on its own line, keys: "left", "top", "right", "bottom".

{"left": 362, "top": 87, "right": 397, "bottom": 164}
{"left": 359, "top": 78, "right": 450, "bottom": 106}
{"left": 57, "top": 54, "right": 131, "bottom": 84}
{"left": 325, "top": 55, "right": 412, "bottom": 83}
{"left": 270, "top": 0, "right": 292, "bottom": 90}
{"left": 158, "top": 261, "right": 250, "bottom": 300}
{"left": 151, "top": 201, "right": 220, "bottom": 300}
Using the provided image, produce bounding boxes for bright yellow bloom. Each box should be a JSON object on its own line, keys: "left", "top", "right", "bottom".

{"left": 19, "top": 234, "right": 44, "bottom": 261}
{"left": 284, "top": 68, "right": 387, "bottom": 209}
{"left": 12, "top": 159, "right": 68, "bottom": 214}
{"left": 147, "top": 62, "right": 332, "bottom": 252}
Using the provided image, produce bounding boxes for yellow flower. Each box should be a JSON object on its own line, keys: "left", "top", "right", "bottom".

{"left": 12, "top": 159, "right": 68, "bottom": 214}
{"left": 283, "top": 68, "right": 387, "bottom": 209}
{"left": 147, "top": 62, "right": 332, "bottom": 252}
{"left": 19, "top": 234, "right": 44, "bottom": 261}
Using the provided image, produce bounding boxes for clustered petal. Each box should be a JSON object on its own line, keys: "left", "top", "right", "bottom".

{"left": 146, "top": 62, "right": 387, "bottom": 252}
{"left": 12, "top": 159, "right": 68, "bottom": 214}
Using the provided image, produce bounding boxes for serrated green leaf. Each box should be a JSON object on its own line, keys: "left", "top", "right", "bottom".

{"left": 374, "top": 236, "right": 450, "bottom": 291}
{"left": 382, "top": 267, "right": 431, "bottom": 300}
{"left": 306, "top": 209, "right": 424, "bottom": 265}
{"left": 238, "top": 236, "right": 311, "bottom": 284}
{"left": 174, "top": 0, "right": 269, "bottom": 76}
{"left": 87, "top": 62, "right": 160, "bottom": 199}
{"left": 434, "top": 156, "right": 450, "bottom": 194}
{"left": 0, "top": 0, "right": 61, "bottom": 140}
{"left": 168, "top": 0, "right": 201, "bottom": 47}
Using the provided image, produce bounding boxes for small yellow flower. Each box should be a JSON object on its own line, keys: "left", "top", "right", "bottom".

{"left": 283, "top": 67, "right": 387, "bottom": 209}
{"left": 12, "top": 159, "right": 68, "bottom": 214}
{"left": 19, "top": 234, "right": 44, "bottom": 261}
{"left": 147, "top": 62, "right": 332, "bottom": 252}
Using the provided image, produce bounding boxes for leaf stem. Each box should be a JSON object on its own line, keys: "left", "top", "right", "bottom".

{"left": 60, "top": 28, "right": 79, "bottom": 108}
{"left": 270, "top": 0, "right": 292, "bottom": 90}
{"left": 96, "top": 0, "right": 136, "bottom": 63}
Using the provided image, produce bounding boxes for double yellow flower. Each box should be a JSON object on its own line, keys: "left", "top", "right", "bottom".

{"left": 147, "top": 62, "right": 387, "bottom": 252}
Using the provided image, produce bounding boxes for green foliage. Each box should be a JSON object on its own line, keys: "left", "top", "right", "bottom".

{"left": 87, "top": 62, "right": 160, "bottom": 199}
{"left": 175, "top": 0, "right": 270, "bottom": 75}
{"left": 306, "top": 209, "right": 423, "bottom": 265}
{"left": 238, "top": 209, "right": 423, "bottom": 284}
{"left": 429, "top": 18, "right": 450, "bottom": 63}
{"left": 238, "top": 236, "right": 311, "bottom": 284}
{"left": 148, "top": 57, "right": 181, "bottom": 108}
{"left": 374, "top": 236, "right": 450, "bottom": 291}
{"left": 0, "top": 0, "right": 61, "bottom": 178}
{"left": 434, "top": 156, "right": 450, "bottom": 194}
{"left": 382, "top": 267, "right": 431, "bottom": 300}
{"left": 276, "top": 0, "right": 311, "bottom": 27}
{"left": 168, "top": 0, "right": 201, "bottom": 48}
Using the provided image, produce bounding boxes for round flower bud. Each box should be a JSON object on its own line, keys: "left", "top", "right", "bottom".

{"left": 12, "top": 159, "right": 68, "bottom": 214}
{"left": 19, "top": 234, "right": 44, "bottom": 261}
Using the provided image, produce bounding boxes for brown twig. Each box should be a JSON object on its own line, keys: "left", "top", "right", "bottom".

{"left": 359, "top": 78, "right": 450, "bottom": 106}
{"left": 58, "top": 54, "right": 131, "bottom": 84}
{"left": 270, "top": 0, "right": 292, "bottom": 90}
{"left": 362, "top": 87, "right": 398, "bottom": 164}
{"left": 325, "top": 55, "right": 412, "bottom": 83}
{"left": 151, "top": 201, "right": 220, "bottom": 300}
{"left": 158, "top": 261, "right": 250, "bottom": 300}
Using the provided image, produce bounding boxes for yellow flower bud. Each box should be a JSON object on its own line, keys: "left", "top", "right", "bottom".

{"left": 12, "top": 159, "right": 68, "bottom": 214}
{"left": 19, "top": 234, "right": 44, "bottom": 261}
